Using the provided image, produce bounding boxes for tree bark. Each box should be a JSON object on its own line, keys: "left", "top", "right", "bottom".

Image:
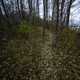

{"left": 60, "top": 0, "right": 65, "bottom": 25}
{"left": 17, "top": 0, "right": 21, "bottom": 17}
{"left": 1, "top": 0, "right": 8, "bottom": 18}
{"left": 28, "top": 0, "right": 32, "bottom": 23}
{"left": 66, "top": 0, "right": 74, "bottom": 26}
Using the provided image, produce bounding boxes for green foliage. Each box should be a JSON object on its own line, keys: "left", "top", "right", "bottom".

{"left": 17, "top": 20, "right": 32, "bottom": 33}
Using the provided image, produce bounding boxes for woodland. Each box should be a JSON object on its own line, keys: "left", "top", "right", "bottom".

{"left": 0, "top": 0, "right": 80, "bottom": 80}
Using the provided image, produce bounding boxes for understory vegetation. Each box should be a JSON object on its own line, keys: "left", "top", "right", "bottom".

{"left": 0, "top": 20, "right": 80, "bottom": 80}
{"left": 0, "top": 0, "right": 80, "bottom": 79}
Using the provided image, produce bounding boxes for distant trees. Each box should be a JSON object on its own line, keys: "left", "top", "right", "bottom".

{"left": 43, "top": 0, "right": 48, "bottom": 22}
{"left": 17, "top": 0, "right": 21, "bottom": 18}
{"left": 66, "top": 0, "right": 75, "bottom": 26}
{"left": 0, "top": 6, "right": 3, "bottom": 17}
{"left": 51, "top": 0, "right": 75, "bottom": 26}
{"left": 60, "top": 0, "right": 65, "bottom": 25}
{"left": 56, "top": 0, "right": 59, "bottom": 26}
{"left": 0, "top": 7, "right": 3, "bottom": 23}
{"left": 0, "top": 0, "right": 8, "bottom": 18}
{"left": 28, "top": 0, "right": 32, "bottom": 20}
{"left": 20, "top": 0, "right": 24, "bottom": 15}
{"left": 36, "top": 0, "right": 39, "bottom": 17}
{"left": 0, "top": 0, "right": 76, "bottom": 26}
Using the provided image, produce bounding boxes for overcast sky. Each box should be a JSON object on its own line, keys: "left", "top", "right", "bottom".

{"left": 39, "top": 0, "right": 80, "bottom": 25}
{"left": 1, "top": 0, "right": 80, "bottom": 26}
{"left": 70, "top": 0, "right": 80, "bottom": 25}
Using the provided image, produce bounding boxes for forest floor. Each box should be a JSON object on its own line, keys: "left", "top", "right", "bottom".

{"left": 0, "top": 26, "right": 80, "bottom": 80}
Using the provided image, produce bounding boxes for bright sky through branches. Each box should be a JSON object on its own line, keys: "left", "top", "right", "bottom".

{"left": 39, "top": 0, "right": 80, "bottom": 25}
{"left": 70, "top": 0, "right": 80, "bottom": 25}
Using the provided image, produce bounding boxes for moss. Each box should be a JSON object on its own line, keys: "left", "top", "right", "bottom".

{"left": 17, "top": 20, "right": 32, "bottom": 33}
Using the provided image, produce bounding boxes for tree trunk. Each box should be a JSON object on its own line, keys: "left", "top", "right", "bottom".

{"left": 1, "top": 0, "right": 8, "bottom": 18}
{"left": 17, "top": 0, "right": 21, "bottom": 17}
{"left": 56, "top": 0, "right": 59, "bottom": 27}
{"left": 66, "top": 0, "right": 73, "bottom": 26}
{"left": 60, "top": 0, "right": 65, "bottom": 25}
{"left": 52, "top": 0, "right": 56, "bottom": 22}
{"left": 36, "top": 0, "right": 39, "bottom": 17}
{"left": 28, "top": 0, "right": 32, "bottom": 23}
{"left": 20, "top": 0, "right": 24, "bottom": 18}
{"left": 36, "top": 0, "right": 40, "bottom": 24}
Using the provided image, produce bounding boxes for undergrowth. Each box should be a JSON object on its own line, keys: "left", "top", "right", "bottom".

{"left": 0, "top": 20, "right": 80, "bottom": 80}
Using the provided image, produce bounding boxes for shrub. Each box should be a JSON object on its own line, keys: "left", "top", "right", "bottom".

{"left": 17, "top": 20, "right": 32, "bottom": 33}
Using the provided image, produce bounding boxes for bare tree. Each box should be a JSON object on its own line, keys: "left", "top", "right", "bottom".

{"left": 52, "top": 0, "right": 56, "bottom": 22}
{"left": 66, "top": 0, "right": 75, "bottom": 26}
{"left": 28, "top": 0, "right": 32, "bottom": 21}
{"left": 16, "top": 0, "right": 21, "bottom": 17}
{"left": 36, "top": 0, "right": 39, "bottom": 17}
{"left": 60, "top": 0, "right": 65, "bottom": 25}
{"left": 43, "top": 0, "right": 48, "bottom": 22}
{"left": 20, "top": 0, "right": 24, "bottom": 18}
{"left": 42, "top": 0, "right": 48, "bottom": 37}
{"left": 0, "top": 0, "right": 8, "bottom": 18}
{"left": 0, "top": 6, "right": 3, "bottom": 23}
